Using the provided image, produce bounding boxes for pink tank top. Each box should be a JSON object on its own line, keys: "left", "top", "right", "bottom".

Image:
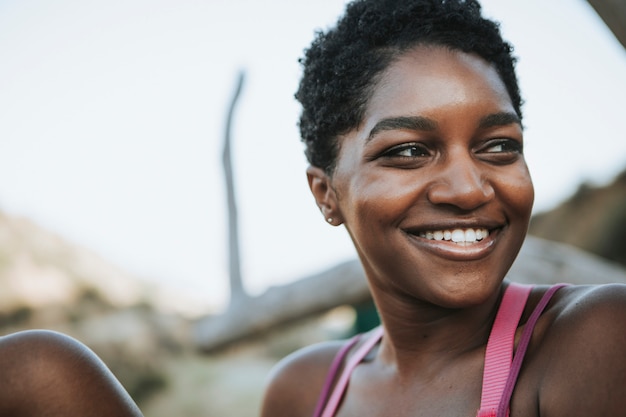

{"left": 312, "top": 283, "right": 567, "bottom": 417}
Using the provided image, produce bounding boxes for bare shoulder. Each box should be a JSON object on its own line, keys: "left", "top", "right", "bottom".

{"left": 539, "top": 283, "right": 626, "bottom": 416}
{"left": 0, "top": 329, "right": 114, "bottom": 378}
{"left": 260, "top": 338, "right": 347, "bottom": 417}
{"left": 549, "top": 283, "right": 626, "bottom": 336}
{"left": 0, "top": 329, "right": 90, "bottom": 378}
{"left": 1, "top": 328, "right": 94, "bottom": 351}
{"left": 0, "top": 329, "right": 143, "bottom": 417}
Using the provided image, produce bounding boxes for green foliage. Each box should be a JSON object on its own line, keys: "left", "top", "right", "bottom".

{"left": 0, "top": 306, "right": 33, "bottom": 328}
{"left": 121, "top": 366, "right": 168, "bottom": 404}
{"left": 352, "top": 300, "right": 380, "bottom": 334}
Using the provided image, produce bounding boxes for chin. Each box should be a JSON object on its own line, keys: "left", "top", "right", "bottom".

{"left": 430, "top": 276, "right": 503, "bottom": 309}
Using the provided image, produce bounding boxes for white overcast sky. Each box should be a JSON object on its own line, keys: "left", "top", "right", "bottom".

{"left": 1, "top": 0, "right": 625, "bottom": 312}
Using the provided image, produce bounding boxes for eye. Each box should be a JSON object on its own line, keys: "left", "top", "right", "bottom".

{"left": 374, "top": 142, "right": 432, "bottom": 168}
{"left": 381, "top": 142, "right": 430, "bottom": 158}
{"left": 481, "top": 139, "right": 523, "bottom": 154}
{"left": 477, "top": 139, "right": 523, "bottom": 164}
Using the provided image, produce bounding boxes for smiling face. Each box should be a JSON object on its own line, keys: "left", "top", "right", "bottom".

{"left": 308, "top": 46, "right": 534, "bottom": 308}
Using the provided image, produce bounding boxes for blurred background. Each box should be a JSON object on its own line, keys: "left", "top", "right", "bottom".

{"left": 0, "top": 0, "right": 625, "bottom": 415}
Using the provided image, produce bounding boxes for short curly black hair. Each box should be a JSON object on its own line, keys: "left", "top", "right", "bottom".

{"left": 296, "top": 0, "right": 522, "bottom": 174}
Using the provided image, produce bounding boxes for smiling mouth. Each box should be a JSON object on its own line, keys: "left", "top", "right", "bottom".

{"left": 417, "top": 228, "right": 490, "bottom": 244}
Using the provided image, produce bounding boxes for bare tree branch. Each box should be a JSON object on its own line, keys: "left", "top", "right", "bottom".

{"left": 194, "top": 259, "right": 369, "bottom": 351}
{"left": 222, "top": 70, "right": 247, "bottom": 306}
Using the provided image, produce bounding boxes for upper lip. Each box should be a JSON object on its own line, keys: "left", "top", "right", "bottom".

{"left": 402, "top": 218, "right": 505, "bottom": 235}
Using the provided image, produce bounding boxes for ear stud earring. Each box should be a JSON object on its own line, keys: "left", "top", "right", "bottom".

{"left": 326, "top": 217, "right": 334, "bottom": 224}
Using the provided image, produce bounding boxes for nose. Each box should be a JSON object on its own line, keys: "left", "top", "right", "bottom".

{"left": 426, "top": 156, "right": 495, "bottom": 211}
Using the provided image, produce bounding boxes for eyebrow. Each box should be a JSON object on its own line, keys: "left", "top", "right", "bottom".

{"left": 367, "top": 111, "right": 521, "bottom": 141}
{"left": 479, "top": 112, "right": 521, "bottom": 129}
{"left": 367, "top": 115, "right": 438, "bottom": 141}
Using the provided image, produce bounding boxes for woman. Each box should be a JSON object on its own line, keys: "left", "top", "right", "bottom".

{"left": 260, "top": 1, "right": 626, "bottom": 416}
{"left": 0, "top": 330, "right": 143, "bottom": 416}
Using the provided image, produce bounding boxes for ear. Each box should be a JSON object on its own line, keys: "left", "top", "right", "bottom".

{"left": 306, "top": 166, "right": 343, "bottom": 226}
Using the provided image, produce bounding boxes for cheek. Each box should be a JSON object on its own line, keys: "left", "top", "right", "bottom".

{"left": 501, "top": 166, "right": 534, "bottom": 220}
{"left": 345, "top": 173, "right": 423, "bottom": 225}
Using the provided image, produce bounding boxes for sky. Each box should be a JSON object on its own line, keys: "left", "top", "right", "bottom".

{"left": 1, "top": 0, "right": 625, "bottom": 314}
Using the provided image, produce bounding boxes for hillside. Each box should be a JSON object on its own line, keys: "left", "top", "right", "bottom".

{"left": 0, "top": 210, "right": 198, "bottom": 403}
{"left": 529, "top": 167, "right": 626, "bottom": 268}
{"left": 0, "top": 210, "right": 344, "bottom": 416}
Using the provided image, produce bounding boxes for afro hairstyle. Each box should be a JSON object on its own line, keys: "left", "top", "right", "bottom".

{"left": 295, "top": 0, "right": 522, "bottom": 174}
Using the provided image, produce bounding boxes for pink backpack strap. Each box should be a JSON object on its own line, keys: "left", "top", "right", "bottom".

{"left": 319, "top": 326, "right": 384, "bottom": 417}
{"left": 477, "top": 283, "right": 533, "bottom": 417}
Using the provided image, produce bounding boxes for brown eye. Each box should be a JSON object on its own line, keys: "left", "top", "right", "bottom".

{"left": 482, "top": 139, "right": 522, "bottom": 154}
{"left": 477, "top": 139, "right": 523, "bottom": 165}
{"left": 383, "top": 143, "right": 430, "bottom": 158}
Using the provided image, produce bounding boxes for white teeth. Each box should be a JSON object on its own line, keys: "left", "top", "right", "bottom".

{"left": 451, "top": 229, "right": 465, "bottom": 242}
{"left": 419, "top": 228, "right": 489, "bottom": 243}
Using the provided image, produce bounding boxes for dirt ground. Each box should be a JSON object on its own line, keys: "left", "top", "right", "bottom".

{"left": 140, "top": 307, "right": 355, "bottom": 417}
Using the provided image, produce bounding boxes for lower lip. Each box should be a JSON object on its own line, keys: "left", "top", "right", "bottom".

{"left": 405, "top": 229, "right": 500, "bottom": 261}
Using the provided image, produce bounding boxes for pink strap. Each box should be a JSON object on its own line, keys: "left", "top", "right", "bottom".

{"left": 312, "top": 335, "right": 361, "bottom": 417}
{"left": 478, "top": 283, "right": 532, "bottom": 417}
{"left": 319, "top": 326, "right": 384, "bottom": 417}
{"left": 313, "top": 283, "right": 566, "bottom": 417}
{"left": 495, "top": 283, "right": 567, "bottom": 417}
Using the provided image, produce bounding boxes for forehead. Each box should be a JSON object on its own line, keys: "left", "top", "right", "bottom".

{"left": 364, "top": 46, "right": 513, "bottom": 123}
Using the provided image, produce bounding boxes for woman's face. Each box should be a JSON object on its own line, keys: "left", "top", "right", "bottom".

{"left": 312, "top": 46, "right": 534, "bottom": 308}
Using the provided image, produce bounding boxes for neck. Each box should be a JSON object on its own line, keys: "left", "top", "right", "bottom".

{"left": 371, "top": 284, "right": 504, "bottom": 375}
